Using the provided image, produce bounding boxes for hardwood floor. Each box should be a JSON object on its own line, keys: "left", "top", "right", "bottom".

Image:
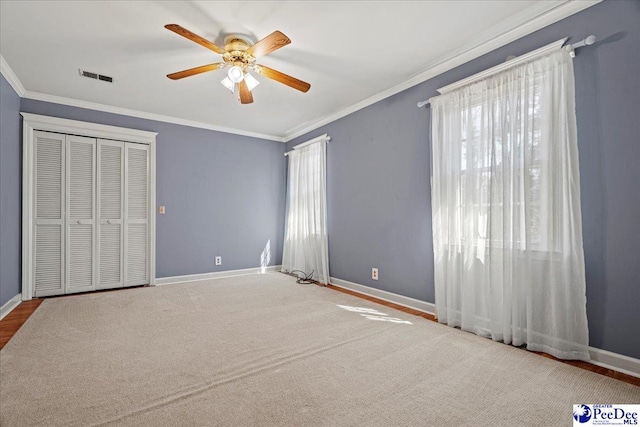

{"left": 326, "top": 284, "right": 437, "bottom": 322}
{"left": 0, "top": 299, "right": 43, "bottom": 350}
{"left": 0, "top": 287, "right": 142, "bottom": 350}
{"left": 1, "top": 282, "right": 638, "bottom": 388}
{"left": 325, "top": 283, "right": 640, "bottom": 388}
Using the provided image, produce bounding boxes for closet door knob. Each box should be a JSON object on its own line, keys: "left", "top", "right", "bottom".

{"left": 77, "top": 220, "right": 82, "bottom": 225}
{"left": 107, "top": 220, "right": 112, "bottom": 224}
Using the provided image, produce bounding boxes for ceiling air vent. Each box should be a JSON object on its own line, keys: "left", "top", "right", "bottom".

{"left": 79, "top": 69, "right": 114, "bottom": 83}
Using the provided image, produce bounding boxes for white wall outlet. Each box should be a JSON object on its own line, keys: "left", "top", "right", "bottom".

{"left": 158, "top": 206, "right": 166, "bottom": 214}
{"left": 372, "top": 268, "right": 378, "bottom": 280}
{"left": 215, "top": 256, "right": 222, "bottom": 266}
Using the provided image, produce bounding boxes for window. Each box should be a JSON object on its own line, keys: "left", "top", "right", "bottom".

{"left": 449, "top": 75, "right": 556, "bottom": 253}
{"left": 430, "top": 48, "right": 589, "bottom": 360}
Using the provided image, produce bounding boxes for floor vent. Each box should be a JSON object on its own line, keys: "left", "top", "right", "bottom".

{"left": 79, "top": 69, "right": 114, "bottom": 83}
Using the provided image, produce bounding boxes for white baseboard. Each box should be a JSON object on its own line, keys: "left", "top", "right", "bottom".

{"left": 329, "top": 276, "right": 436, "bottom": 315}
{"left": 328, "top": 276, "right": 640, "bottom": 379}
{"left": 155, "top": 265, "right": 282, "bottom": 286}
{"left": 0, "top": 294, "right": 23, "bottom": 321}
{"left": 589, "top": 347, "right": 640, "bottom": 379}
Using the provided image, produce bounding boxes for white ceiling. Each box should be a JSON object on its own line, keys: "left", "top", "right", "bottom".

{"left": 0, "top": 1, "right": 595, "bottom": 141}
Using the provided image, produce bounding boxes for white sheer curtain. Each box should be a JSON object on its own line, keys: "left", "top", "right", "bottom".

{"left": 430, "top": 49, "right": 589, "bottom": 360}
{"left": 282, "top": 139, "right": 330, "bottom": 284}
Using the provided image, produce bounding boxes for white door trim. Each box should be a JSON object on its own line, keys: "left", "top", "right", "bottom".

{"left": 21, "top": 113, "right": 157, "bottom": 300}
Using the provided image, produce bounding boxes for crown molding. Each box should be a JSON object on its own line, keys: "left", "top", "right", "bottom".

{"left": 436, "top": 38, "right": 568, "bottom": 95}
{"left": 0, "top": 55, "right": 26, "bottom": 96}
{"left": 281, "top": 0, "right": 601, "bottom": 142}
{"left": 3, "top": 0, "right": 600, "bottom": 144}
{"left": 21, "top": 91, "right": 285, "bottom": 142}
{"left": 1, "top": 54, "right": 284, "bottom": 142}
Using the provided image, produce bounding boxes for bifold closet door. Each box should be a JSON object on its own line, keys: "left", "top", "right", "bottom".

{"left": 124, "top": 143, "right": 149, "bottom": 286}
{"left": 33, "top": 131, "right": 66, "bottom": 297}
{"left": 65, "top": 135, "right": 96, "bottom": 294}
{"left": 97, "top": 140, "right": 124, "bottom": 289}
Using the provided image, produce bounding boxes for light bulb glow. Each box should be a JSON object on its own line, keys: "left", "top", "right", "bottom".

{"left": 227, "top": 66, "right": 244, "bottom": 83}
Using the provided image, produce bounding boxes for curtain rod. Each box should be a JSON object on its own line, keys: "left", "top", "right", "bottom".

{"left": 284, "top": 134, "right": 330, "bottom": 156}
{"left": 416, "top": 35, "right": 596, "bottom": 108}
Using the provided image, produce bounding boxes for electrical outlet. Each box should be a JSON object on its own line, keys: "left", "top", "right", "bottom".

{"left": 158, "top": 206, "right": 165, "bottom": 214}
{"left": 215, "top": 256, "right": 222, "bottom": 266}
{"left": 372, "top": 268, "right": 378, "bottom": 280}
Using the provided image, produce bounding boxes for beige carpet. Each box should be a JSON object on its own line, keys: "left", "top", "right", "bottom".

{"left": 1, "top": 273, "right": 638, "bottom": 426}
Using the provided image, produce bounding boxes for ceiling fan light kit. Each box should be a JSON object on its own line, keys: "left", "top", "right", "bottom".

{"left": 244, "top": 73, "right": 260, "bottom": 91}
{"left": 165, "top": 24, "right": 310, "bottom": 105}
{"left": 221, "top": 76, "right": 235, "bottom": 93}
{"left": 220, "top": 70, "right": 259, "bottom": 95}
{"left": 227, "top": 66, "right": 244, "bottom": 83}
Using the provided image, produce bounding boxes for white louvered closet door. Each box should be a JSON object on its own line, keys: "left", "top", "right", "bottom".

{"left": 124, "top": 143, "right": 149, "bottom": 286}
{"left": 65, "top": 135, "right": 97, "bottom": 294}
{"left": 97, "top": 140, "right": 124, "bottom": 290}
{"left": 33, "top": 131, "right": 66, "bottom": 297}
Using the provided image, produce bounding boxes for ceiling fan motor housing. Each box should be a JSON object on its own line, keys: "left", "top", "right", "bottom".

{"left": 222, "top": 35, "right": 256, "bottom": 71}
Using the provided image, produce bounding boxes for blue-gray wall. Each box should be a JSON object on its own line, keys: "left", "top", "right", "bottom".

{"left": 0, "top": 74, "right": 22, "bottom": 307}
{"left": 2, "top": 0, "right": 638, "bottom": 359}
{"left": 288, "top": 0, "right": 640, "bottom": 359}
{"left": 12, "top": 99, "right": 286, "bottom": 283}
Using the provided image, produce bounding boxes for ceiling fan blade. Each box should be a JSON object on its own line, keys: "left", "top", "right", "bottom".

{"left": 165, "top": 24, "right": 225, "bottom": 54}
{"left": 167, "top": 63, "right": 224, "bottom": 80}
{"left": 246, "top": 31, "right": 291, "bottom": 58}
{"left": 238, "top": 80, "right": 254, "bottom": 104}
{"left": 256, "top": 65, "right": 311, "bottom": 93}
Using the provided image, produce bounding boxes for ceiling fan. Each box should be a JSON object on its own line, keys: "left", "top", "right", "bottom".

{"left": 165, "top": 24, "right": 311, "bottom": 104}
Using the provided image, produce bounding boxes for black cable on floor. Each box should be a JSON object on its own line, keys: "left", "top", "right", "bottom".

{"left": 290, "top": 270, "right": 315, "bottom": 284}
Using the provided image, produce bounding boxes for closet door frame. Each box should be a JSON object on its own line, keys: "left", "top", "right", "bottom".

{"left": 21, "top": 113, "right": 157, "bottom": 301}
